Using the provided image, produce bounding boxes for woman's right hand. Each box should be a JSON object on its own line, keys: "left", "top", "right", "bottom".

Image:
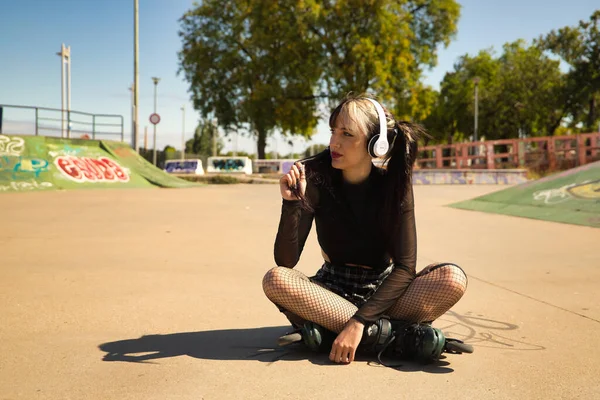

{"left": 280, "top": 161, "right": 306, "bottom": 201}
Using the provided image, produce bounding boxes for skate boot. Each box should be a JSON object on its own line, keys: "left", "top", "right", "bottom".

{"left": 279, "top": 319, "right": 393, "bottom": 353}
{"left": 388, "top": 321, "right": 473, "bottom": 363}
{"left": 389, "top": 322, "right": 446, "bottom": 363}
{"left": 358, "top": 317, "right": 394, "bottom": 353}
{"left": 277, "top": 322, "right": 336, "bottom": 352}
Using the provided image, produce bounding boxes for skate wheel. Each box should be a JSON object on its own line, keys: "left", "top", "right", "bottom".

{"left": 277, "top": 332, "right": 302, "bottom": 347}
{"left": 445, "top": 338, "right": 473, "bottom": 354}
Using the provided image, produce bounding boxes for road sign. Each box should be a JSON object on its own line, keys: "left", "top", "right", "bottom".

{"left": 149, "top": 113, "right": 161, "bottom": 125}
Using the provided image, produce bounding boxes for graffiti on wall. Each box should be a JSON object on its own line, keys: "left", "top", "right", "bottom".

{"left": 0, "top": 135, "right": 54, "bottom": 191}
{"left": 54, "top": 156, "right": 130, "bottom": 183}
{"left": 412, "top": 170, "right": 528, "bottom": 185}
{"left": 165, "top": 159, "right": 202, "bottom": 174}
{"left": 567, "top": 180, "right": 600, "bottom": 200}
{"left": 210, "top": 158, "right": 245, "bottom": 171}
{"left": 0, "top": 135, "right": 25, "bottom": 156}
{"left": 0, "top": 180, "right": 53, "bottom": 192}
{"left": 0, "top": 156, "right": 49, "bottom": 180}
{"left": 48, "top": 144, "right": 83, "bottom": 158}
{"left": 532, "top": 180, "right": 596, "bottom": 204}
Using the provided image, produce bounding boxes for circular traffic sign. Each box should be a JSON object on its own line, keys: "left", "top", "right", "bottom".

{"left": 149, "top": 113, "right": 161, "bottom": 125}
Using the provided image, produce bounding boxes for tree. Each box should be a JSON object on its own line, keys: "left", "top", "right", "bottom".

{"left": 425, "top": 40, "right": 565, "bottom": 142}
{"left": 304, "top": 143, "right": 329, "bottom": 157}
{"left": 424, "top": 49, "right": 500, "bottom": 142}
{"left": 309, "top": 0, "right": 461, "bottom": 120}
{"left": 494, "top": 41, "right": 565, "bottom": 138}
{"left": 185, "top": 119, "right": 223, "bottom": 157}
{"left": 178, "top": 0, "right": 461, "bottom": 158}
{"left": 539, "top": 10, "right": 600, "bottom": 131}
{"left": 223, "top": 151, "right": 256, "bottom": 159}
{"left": 178, "top": 1, "right": 322, "bottom": 160}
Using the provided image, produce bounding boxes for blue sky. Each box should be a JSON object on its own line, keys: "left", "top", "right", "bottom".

{"left": 1, "top": 0, "right": 598, "bottom": 155}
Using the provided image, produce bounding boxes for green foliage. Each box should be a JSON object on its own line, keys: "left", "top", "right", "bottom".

{"left": 185, "top": 120, "right": 224, "bottom": 157}
{"left": 304, "top": 143, "right": 328, "bottom": 157}
{"left": 178, "top": 1, "right": 323, "bottom": 159}
{"left": 311, "top": 0, "right": 461, "bottom": 119}
{"left": 425, "top": 40, "right": 566, "bottom": 142}
{"left": 222, "top": 151, "right": 256, "bottom": 159}
{"left": 538, "top": 10, "right": 600, "bottom": 131}
{"left": 177, "top": 0, "right": 461, "bottom": 157}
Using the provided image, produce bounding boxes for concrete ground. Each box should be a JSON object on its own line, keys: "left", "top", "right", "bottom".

{"left": 1, "top": 184, "right": 599, "bottom": 399}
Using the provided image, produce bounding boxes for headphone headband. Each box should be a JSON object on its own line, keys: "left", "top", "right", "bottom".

{"left": 365, "top": 98, "right": 390, "bottom": 157}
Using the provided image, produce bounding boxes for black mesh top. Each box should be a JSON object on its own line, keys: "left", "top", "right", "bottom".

{"left": 273, "top": 164, "right": 417, "bottom": 324}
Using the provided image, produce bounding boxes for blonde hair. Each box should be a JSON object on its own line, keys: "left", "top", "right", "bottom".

{"left": 328, "top": 94, "right": 416, "bottom": 144}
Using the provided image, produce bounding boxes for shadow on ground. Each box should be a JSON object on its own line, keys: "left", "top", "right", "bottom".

{"left": 99, "top": 311, "right": 546, "bottom": 373}
{"left": 98, "top": 325, "right": 455, "bottom": 373}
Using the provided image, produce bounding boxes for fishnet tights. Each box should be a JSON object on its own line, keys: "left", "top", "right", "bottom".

{"left": 262, "top": 263, "right": 467, "bottom": 333}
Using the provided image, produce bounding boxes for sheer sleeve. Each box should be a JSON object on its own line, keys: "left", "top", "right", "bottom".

{"left": 273, "top": 182, "right": 316, "bottom": 268}
{"left": 352, "top": 184, "right": 417, "bottom": 323}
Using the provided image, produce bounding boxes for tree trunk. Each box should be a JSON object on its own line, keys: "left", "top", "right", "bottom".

{"left": 257, "top": 128, "right": 267, "bottom": 160}
{"left": 548, "top": 113, "right": 564, "bottom": 136}
{"left": 586, "top": 96, "right": 596, "bottom": 132}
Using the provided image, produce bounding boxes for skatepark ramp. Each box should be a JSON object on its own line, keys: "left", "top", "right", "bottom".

{"left": 0, "top": 134, "right": 197, "bottom": 192}
{"left": 448, "top": 160, "right": 600, "bottom": 228}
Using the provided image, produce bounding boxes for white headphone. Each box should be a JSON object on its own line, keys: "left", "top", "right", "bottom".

{"left": 365, "top": 98, "right": 390, "bottom": 158}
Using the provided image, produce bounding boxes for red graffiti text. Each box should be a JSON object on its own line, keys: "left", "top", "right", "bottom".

{"left": 55, "top": 156, "right": 129, "bottom": 182}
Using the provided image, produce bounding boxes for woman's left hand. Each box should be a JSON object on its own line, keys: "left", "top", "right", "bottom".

{"left": 329, "top": 319, "right": 364, "bottom": 364}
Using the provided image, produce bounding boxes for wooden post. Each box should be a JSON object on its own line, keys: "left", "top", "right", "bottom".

{"left": 576, "top": 134, "right": 585, "bottom": 166}
{"left": 592, "top": 133, "right": 599, "bottom": 158}
{"left": 486, "top": 143, "right": 495, "bottom": 169}
{"left": 547, "top": 138, "right": 556, "bottom": 170}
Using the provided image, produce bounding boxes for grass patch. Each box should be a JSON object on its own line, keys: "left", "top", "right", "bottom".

{"left": 175, "top": 174, "right": 279, "bottom": 184}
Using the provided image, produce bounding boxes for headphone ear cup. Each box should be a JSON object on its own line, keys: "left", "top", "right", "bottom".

{"left": 367, "top": 134, "right": 379, "bottom": 158}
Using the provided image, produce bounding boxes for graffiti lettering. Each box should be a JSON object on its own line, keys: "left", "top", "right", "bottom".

{"left": 54, "top": 156, "right": 129, "bottom": 183}
{"left": 0, "top": 135, "right": 25, "bottom": 156}
{"left": 0, "top": 180, "right": 53, "bottom": 192}
{"left": 0, "top": 156, "right": 49, "bottom": 180}
{"left": 48, "top": 144, "right": 83, "bottom": 158}
{"left": 412, "top": 170, "right": 528, "bottom": 185}
{"left": 567, "top": 180, "right": 600, "bottom": 199}
{"left": 532, "top": 181, "right": 592, "bottom": 204}
{"left": 211, "top": 159, "right": 245, "bottom": 171}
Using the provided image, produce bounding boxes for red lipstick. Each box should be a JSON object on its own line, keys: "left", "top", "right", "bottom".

{"left": 331, "top": 151, "right": 342, "bottom": 159}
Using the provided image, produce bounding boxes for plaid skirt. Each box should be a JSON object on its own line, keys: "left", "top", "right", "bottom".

{"left": 309, "top": 261, "right": 394, "bottom": 307}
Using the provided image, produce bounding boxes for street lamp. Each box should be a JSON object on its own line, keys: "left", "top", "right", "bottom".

{"left": 56, "top": 43, "right": 71, "bottom": 138}
{"left": 152, "top": 77, "right": 160, "bottom": 165}
{"left": 212, "top": 118, "right": 218, "bottom": 157}
{"left": 473, "top": 77, "right": 481, "bottom": 161}
{"left": 473, "top": 77, "right": 480, "bottom": 143}
{"left": 181, "top": 105, "right": 185, "bottom": 160}
{"left": 128, "top": 84, "right": 134, "bottom": 147}
{"left": 133, "top": 0, "right": 139, "bottom": 152}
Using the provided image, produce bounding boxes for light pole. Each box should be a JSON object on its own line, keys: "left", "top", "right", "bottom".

{"left": 181, "top": 105, "right": 185, "bottom": 160}
{"left": 473, "top": 77, "right": 480, "bottom": 160}
{"left": 473, "top": 77, "right": 480, "bottom": 143}
{"left": 152, "top": 77, "right": 160, "bottom": 166}
{"left": 133, "top": 0, "right": 139, "bottom": 152}
{"left": 212, "top": 118, "right": 218, "bottom": 156}
{"left": 129, "top": 84, "right": 134, "bottom": 147}
{"left": 56, "top": 43, "right": 71, "bottom": 138}
{"left": 234, "top": 130, "right": 238, "bottom": 157}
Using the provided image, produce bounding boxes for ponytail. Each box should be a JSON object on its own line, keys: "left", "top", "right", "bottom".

{"left": 380, "top": 120, "right": 427, "bottom": 240}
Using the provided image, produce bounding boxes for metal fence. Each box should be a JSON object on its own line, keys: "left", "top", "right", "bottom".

{"left": 0, "top": 104, "right": 124, "bottom": 141}
{"left": 417, "top": 132, "right": 600, "bottom": 171}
